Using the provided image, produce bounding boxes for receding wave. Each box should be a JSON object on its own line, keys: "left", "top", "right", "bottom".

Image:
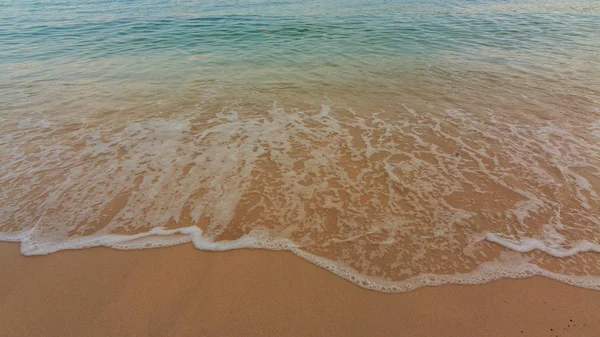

{"left": 2, "top": 98, "right": 600, "bottom": 291}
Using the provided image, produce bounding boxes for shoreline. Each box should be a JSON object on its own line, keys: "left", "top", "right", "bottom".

{"left": 1, "top": 243, "right": 599, "bottom": 337}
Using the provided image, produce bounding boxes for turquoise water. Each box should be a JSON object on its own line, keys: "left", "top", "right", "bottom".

{"left": 2, "top": 0, "right": 598, "bottom": 102}
{"left": 1, "top": 1, "right": 600, "bottom": 291}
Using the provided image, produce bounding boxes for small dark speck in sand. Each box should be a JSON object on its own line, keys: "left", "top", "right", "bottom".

{"left": 550, "top": 329, "right": 553, "bottom": 331}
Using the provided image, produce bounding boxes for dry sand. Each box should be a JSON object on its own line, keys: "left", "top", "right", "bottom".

{"left": 0, "top": 243, "right": 599, "bottom": 337}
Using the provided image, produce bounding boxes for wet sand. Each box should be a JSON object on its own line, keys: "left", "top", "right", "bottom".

{"left": 0, "top": 243, "right": 598, "bottom": 337}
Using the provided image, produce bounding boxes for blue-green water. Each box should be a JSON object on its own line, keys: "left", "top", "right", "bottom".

{"left": 2, "top": 0, "right": 599, "bottom": 105}
{"left": 1, "top": 1, "right": 600, "bottom": 291}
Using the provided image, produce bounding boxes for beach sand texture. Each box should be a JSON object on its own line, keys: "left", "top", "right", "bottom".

{"left": 1, "top": 243, "right": 599, "bottom": 337}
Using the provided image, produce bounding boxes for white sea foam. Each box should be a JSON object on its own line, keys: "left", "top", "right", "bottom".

{"left": 485, "top": 233, "right": 600, "bottom": 258}
{"left": 1, "top": 102, "right": 600, "bottom": 292}
{"left": 4, "top": 225, "right": 600, "bottom": 292}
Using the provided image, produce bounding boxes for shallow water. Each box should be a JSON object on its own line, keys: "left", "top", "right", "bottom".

{"left": 1, "top": 0, "right": 600, "bottom": 291}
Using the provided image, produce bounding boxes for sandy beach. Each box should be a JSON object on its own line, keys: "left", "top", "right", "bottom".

{"left": 1, "top": 243, "right": 598, "bottom": 337}
{"left": 2, "top": 1, "right": 600, "bottom": 336}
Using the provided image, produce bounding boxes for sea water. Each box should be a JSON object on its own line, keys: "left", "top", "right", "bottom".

{"left": 1, "top": 0, "right": 600, "bottom": 291}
